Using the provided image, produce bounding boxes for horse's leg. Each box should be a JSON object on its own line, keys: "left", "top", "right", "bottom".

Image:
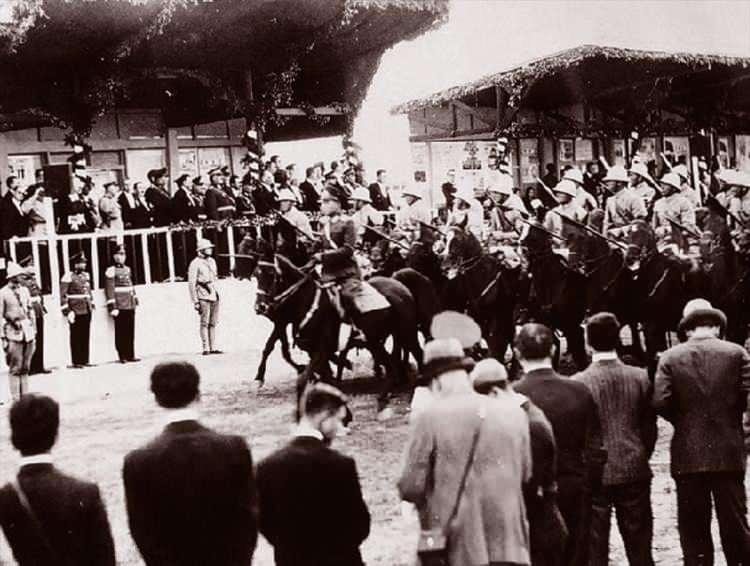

{"left": 279, "top": 325, "right": 305, "bottom": 372}
{"left": 643, "top": 322, "right": 667, "bottom": 382}
{"left": 295, "top": 359, "right": 316, "bottom": 422}
{"left": 255, "top": 324, "right": 282, "bottom": 384}
{"left": 369, "top": 338, "right": 396, "bottom": 413}
{"left": 336, "top": 331, "right": 354, "bottom": 382}
{"left": 564, "top": 324, "right": 588, "bottom": 371}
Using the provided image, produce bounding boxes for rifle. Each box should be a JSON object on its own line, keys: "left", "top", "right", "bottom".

{"left": 533, "top": 177, "right": 558, "bottom": 202}
{"left": 553, "top": 210, "right": 627, "bottom": 250}
{"left": 706, "top": 194, "right": 748, "bottom": 230}
{"left": 363, "top": 225, "right": 410, "bottom": 251}
{"left": 666, "top": 217, "right": 701, "bottom": 240}
{"left": 519, "top": 218, "right": 566, "bottom": 241}
{"left": 270, "top": 209, "right": 319, "bottom": 241}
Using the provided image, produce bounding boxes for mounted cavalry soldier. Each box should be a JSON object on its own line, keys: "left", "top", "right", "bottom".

{"left": 727, "top": 171, "right": 750, "bottom": 229}
{"left": 450, "top": 180, "right": 484, "bottom": 238}
{"left": 563, "top": 167, "right": 598, "bottom": 212}
{"left": 629, "top": 161, "right": 657, "bottom": 209}
{"left": 652, "top": 172, "right": 699, "bottom": 243}
{"left": 544, "top": 179, "right": 587, "bottom": 240}
{"left": 398, "top": 186, "right": 431, "bottom": 231}
{"left": 486, "top": 171, "right": 527, "bottom": 242}
{"left": 105, "top": 245, "right": 139, "bottom": 364}
{"left": 672, "top": 164, "right": 701, "bottom": 208}
{"left": 276, "top": 188, "right": 314, "bottom": 264}
{"left": 313, "top": 185, "right": 389, "bottom": 331}
{"left": 602, "top": 165, "right": 647, "bottom": 238}
{"left": 350, "top": 186, "right": 383, "bottom": 248}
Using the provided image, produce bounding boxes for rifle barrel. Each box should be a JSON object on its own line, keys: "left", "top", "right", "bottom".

{"left": 363, "top": 225, "right": 410, "bottom": 250}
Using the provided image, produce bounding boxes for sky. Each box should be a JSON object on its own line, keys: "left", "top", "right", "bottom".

{"left": 345, "top": 0, "right": 750, "bottom": 183}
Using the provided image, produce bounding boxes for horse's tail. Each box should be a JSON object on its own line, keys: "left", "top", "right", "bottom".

{"left": 391, "top": 267, "right": 440, "bottom": 340}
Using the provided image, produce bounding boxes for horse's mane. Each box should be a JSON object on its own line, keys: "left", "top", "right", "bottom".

{"left": 448, "top": 226, "right": 482, "bottom": 260}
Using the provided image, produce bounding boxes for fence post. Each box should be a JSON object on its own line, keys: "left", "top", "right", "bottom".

{"left": 227, "top": 225, "right": 236, "bottom": 273}
{"left": 166, "top": 228, "right": 176, "bottom": 282}
{"left": 50, "top": 236, "right": 61, "bottom": 300}
{"left": 91, "top": 234, "right": 100, "bottom": 290}
{"left": 61, "top": 240, "right": 70, "bottom": 274}
{"left": 31, "top": 240, "right": 41, "bottom": 282}
{"left": 141, "top": 233, "right": 152, "bottom": 285}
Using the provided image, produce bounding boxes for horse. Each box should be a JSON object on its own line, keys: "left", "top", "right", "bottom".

{"left": 255, "top": 253, "right": 422, "bottom": 415}
{"left": 519, "top": 223, "right": 588, "bottom": 370}
{"left": 441, "top": 226, "right": 524, "bottom": 363}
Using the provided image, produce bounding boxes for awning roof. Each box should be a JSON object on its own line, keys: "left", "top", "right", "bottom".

{"left": 0, "top": 0, "right": 448, "bottom": 140}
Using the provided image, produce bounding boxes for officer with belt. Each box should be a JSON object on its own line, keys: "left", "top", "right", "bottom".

{"left": 105, "top": 245, "right": 139, "bottom": 363}
{"left": 60, "top": 252, "right": 94, "bottom": 368}
{"left": 205, "top": 168, "right": 237, "bottom": 220}
{"left": 188, "top": 238, "right": 221, "bottom": 355}
{"left": 18, "top": 256, "right": 50, "bottom": 374}
{"left": 0, "top": 262, "right": 36, "bottom": 401}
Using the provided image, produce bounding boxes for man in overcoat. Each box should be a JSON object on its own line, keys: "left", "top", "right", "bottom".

{"left": 654, "top": 298, "right": 750, "bottom": 565}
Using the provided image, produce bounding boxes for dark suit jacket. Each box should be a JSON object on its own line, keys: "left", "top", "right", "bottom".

{"left": 257, "top": 436, "right": 370, "bottom": 566}
{"left": 514, "top": 368, "right": 605, "bottom": 484}
{"left": 0, "top": 463, "right": 115, "bottom": 566}
{"left": 123, "top": 420, "right": 258, "bottom": 566}
{"left": 145, "top": 186, "right": 172, "bottom": 227}
{"left": 298, "top": 180, "right": 320, "bottom": 211}
{"left": 654, "top": 336, "right": 750, "bottom": 476}
{"left": 0, "top": 193, "right": 29, "bottom": 240}
{"left": 119, "top": 193, "right": 153, "bottom": 229}
{"left": 251, "top": 185, "right": 278, "bottom": 216}
{"left": 171, "top": 189, "right": 199, "bottom": 223}
{"left": 368, "top": 182, "right": 391, "bottom": 211}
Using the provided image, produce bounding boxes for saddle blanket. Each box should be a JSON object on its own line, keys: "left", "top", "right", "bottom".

{"left": 339, "top": 278, "right": 390, "bottom": 314}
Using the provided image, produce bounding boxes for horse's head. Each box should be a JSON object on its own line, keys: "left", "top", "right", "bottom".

{"left": 253, "top": 239, "right": 282, "bottom": 316}
{"left": 233, "top": 230, "right": 260, "bottom": 280}
{"left": 519, "top": 222, "right": 553, "bottom": 260}
{"left": 442, "top": 226, "right": 482, "bottom": 275}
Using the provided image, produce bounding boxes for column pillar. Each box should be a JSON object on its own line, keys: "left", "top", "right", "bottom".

{"left": 165, "top": 127, "right": 180, "bottom": 196}
{"left": 0, "top": 133, "right": 9, "bottom": 197}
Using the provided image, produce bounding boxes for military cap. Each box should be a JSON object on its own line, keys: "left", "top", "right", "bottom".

{"left": 70, "top": 251, "right": 87, "bottom": 265}
{"left": 147, "top": 168, "right": 168, "bottom": 181}
{"left": 175, "top": 174, "right": 190, "bottom": 186}
{"left": 192, "top": 175, "right": 205, "bottom": 186}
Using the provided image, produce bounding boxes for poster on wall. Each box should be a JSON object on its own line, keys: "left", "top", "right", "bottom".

{"left": 717, "top": 137, "right": 731, "bottom": 169}
{"left": 410, "top": 143, "right": 429, "bottom": 184}
{"left": 736, "top": 135, "right": 750, "bottom": 172}
{"left": 558, "top": 139, "right": 575, "bottom": 163}
{"left": 663, "top": 136, "right": 690, "bottom": 166}
{"left": 611, "top": 139, "right": 627, "bottom": 166}
{"left": 430, "top": 141, "right": 500, "bottom": 201}
{"left": 198, "top": 147, "right": 230, "bottom": 176}
{"left": 519, "top": 138, "right": 539, "bottom": 183}
{"left": 637, "top": 137, "right": 657, "bottom": 164}
{"left": 179, "top": 149, "right": 198, "bottom": 178}
{"left": 574, "top": 138, "right": 594, "bottom": 163}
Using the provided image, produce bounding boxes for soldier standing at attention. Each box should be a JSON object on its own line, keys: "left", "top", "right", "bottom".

{"left": 105, "top": 246, "right": 139, "bottom": 364}
{"left": 188, "top": 238, "right": 221, "bottom": 356}
{"left": 0, "top": 262, "right": 36, "bottom": 401}
{"left": 18, "top": 257, "right": 50, "bottom": 375}
{"left": 60, "top": 252, "right": 94, "bottom": 368}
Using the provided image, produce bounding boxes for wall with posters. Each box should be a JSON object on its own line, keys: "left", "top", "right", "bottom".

{"left": 736, "top": 135, "right": 750, "bottom": 172}
{"left": 429, "top": 140, "right": 507, "bottom": 204}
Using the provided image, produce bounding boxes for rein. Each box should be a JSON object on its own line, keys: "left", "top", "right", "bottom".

{"left": 586, "top": 252, "right": 627, "bottom": 308}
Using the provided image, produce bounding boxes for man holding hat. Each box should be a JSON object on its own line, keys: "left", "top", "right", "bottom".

{"left": 602, "top": 165, "right": 647, "bottom": 237}
{"left": 472, "top": 358, "right": 566, "bottom": 566}
{"left": 18, "top": 257, "right": 49, "bottom": 375}
{"left": 105, "top": 245, "right": 139, "bottom": 363}
{"left": 544, "top": 179, "right": 587, "bottom": 240}
{"left": 60, "top": 252, "right": 94, "bottom": 368}
{"left": 0, "top": 262, "right": 36, "bottom": 401}
{"left": 368, "top": 169, "right": 392, "bottom": 212}
{"left": 628, "top": 162, "right": 657, "bottom": 208}
{"left": 398, "top": 337, "right": 532, "bottom": 566}
{"left": 654, "top": 298, "right": 750, "bottom": 565}
{"left": 652, "top": 171, "right": 698, "bottom": 240}
{"left": 171, "top": 173, "right": 200, "bottom": 223}
{"left": 145, "top": 168, "right": 172, "bottom": 227}
{"left": 188, "top": 238, "right": 221, "bottom": 355}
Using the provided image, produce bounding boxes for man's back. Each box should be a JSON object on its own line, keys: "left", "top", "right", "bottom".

{"left": 514, "top": 368, "right": 602, "bottom": 480}
{"left": 0, "top": 463, "right": 115, "bottom": 566}
{"left": 574, "top": 359, "right": 656, "bottom": 486}
{"left": 257, "top": 436, "right": 370, "bottom": 566}
{"left": 123, "top": 420, "right": 257, "bottom": 566}
{"left": 654, "top": 336, "right": 750, "bottom": 475}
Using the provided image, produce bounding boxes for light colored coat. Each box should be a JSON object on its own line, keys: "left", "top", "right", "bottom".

{"left": 188, "top": 256, "right": 218, "bottom": 303}
{"left": 98, "top": 195, "right": 124, "bottom": 231}
{"left": 398, "top": 392, "right": 532, "bottom": 566}
{"left": 603, "top": 188, "right": 647, "bottom": 233}
{"left": 0, "top": 284, "right": 35, "bottom": 342}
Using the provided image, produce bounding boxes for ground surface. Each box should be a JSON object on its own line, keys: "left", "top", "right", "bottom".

{"left": 0, "top": 343, "right": 733, "bottom": 565}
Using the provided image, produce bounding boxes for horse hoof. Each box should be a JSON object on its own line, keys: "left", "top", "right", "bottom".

{"left": 377, "top": 407, "right": 395, "bottom": 421}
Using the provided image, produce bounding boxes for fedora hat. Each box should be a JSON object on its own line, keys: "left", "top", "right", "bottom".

{"left": 602, "top": 165, "right": 629, "bottom": 184}
{"left": 196, "top": 238, "right": 215, "bottom": 253}
{"left": 678, "top": 298, "right": 726, "bottom": 335}
{"left": 5, "top": 262, "right": 25, "bottom": 280}
{"left": 420, "top": 338, "right": 475, "bottom": 383}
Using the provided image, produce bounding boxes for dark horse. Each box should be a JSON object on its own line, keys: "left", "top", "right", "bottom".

{"left": 255, "top": 253, "right": 423, "bottom": 415}
{"left": 519, "top": 223, "right": 588, "bottom": 370}
{"left": 441, "top": 227, "right": 525, "bottom": 363}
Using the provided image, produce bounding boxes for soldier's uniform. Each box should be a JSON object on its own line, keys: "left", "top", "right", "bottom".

{"left": 653, "top": 193, "right": 698, "bottom": 234}
{"left": 603, "top": 188, "right": 647, "bottom": 236}
{"left": 0, "top": 263, "right": 36, "bottom": 401}
{"left": 105, "top": 251, "right": 138, "bottom": 363}
{"left": 18, "top": 258, "right": 48, "bottom": 375}
{"left": 188, "top": 239, "right": 220, "bottom": 355}
{"left": 205, "top": 185, "right": 237, "bottom": 221}
{"left": 60, "top": 253, "right": 94, "bottom": 367}
{"left": 729, "top": 189, "right": 750, "bottom": 228}
{"left": 544, "top": 201, "right": 587, "bottom": 240}
{"left": 56, "top": 193, "right": 93, "bottom": 234}
{"left": 319, "top": 214, "right": 388, "bottom": 319}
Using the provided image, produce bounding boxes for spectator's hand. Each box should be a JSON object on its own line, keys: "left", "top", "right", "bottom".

{"left": 111, "top": 309, "right": 119, "bottom": 318}
{"left": 67, "top": 311, "right": 76, "bottom": 324}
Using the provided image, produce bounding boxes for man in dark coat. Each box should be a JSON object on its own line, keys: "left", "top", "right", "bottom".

{"left": 0, "top": 394, "right": 115, "bottom": 565}
{"left": 205, "top": 168, "right": 237, "bottom": 220}
{"left": 144, "top": 168, "right": 172, "bottom": 227}
{"left": 0, "top": 176, "right": 29, "bottom": 240}
{"left": 123, "top": 362, "right": 258, "bottom": 566}
{"left": 257, "top": 383, "right": 370, "bottom": 566}
{"left": 654, "top": 299, "right": 750, "bottom": 565}
{"left": 514, "top": 323, "right": 606, "bottom": 566}
{"left": 574, "top": 313, "right": 657, "bottom": 566}
{"left": 368, "top": 169, "right": 392, "bottom": 211}
{"left": 170, "top": 173, "right": 200, "bottom": 223}
{"left": 299, "top": 166, "right": 321, "bottom": 212}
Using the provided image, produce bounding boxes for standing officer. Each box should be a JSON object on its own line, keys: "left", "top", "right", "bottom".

{"left": 0, "top": 262, "right": 36, "bottom": 401}
{"left": 60, "top": 252, "right": 94, "bottom": 368}
{"left": 188, "top": 239, "right": 221, "bottom": 355}
{"left": 205, "top": 168, "right": 237, "bottom": 221}
{"left": 18, "top": 256, "right": 50, "bottom": 375}
{"left": 105, "top": 246, "right": 139, "bottom": 363}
